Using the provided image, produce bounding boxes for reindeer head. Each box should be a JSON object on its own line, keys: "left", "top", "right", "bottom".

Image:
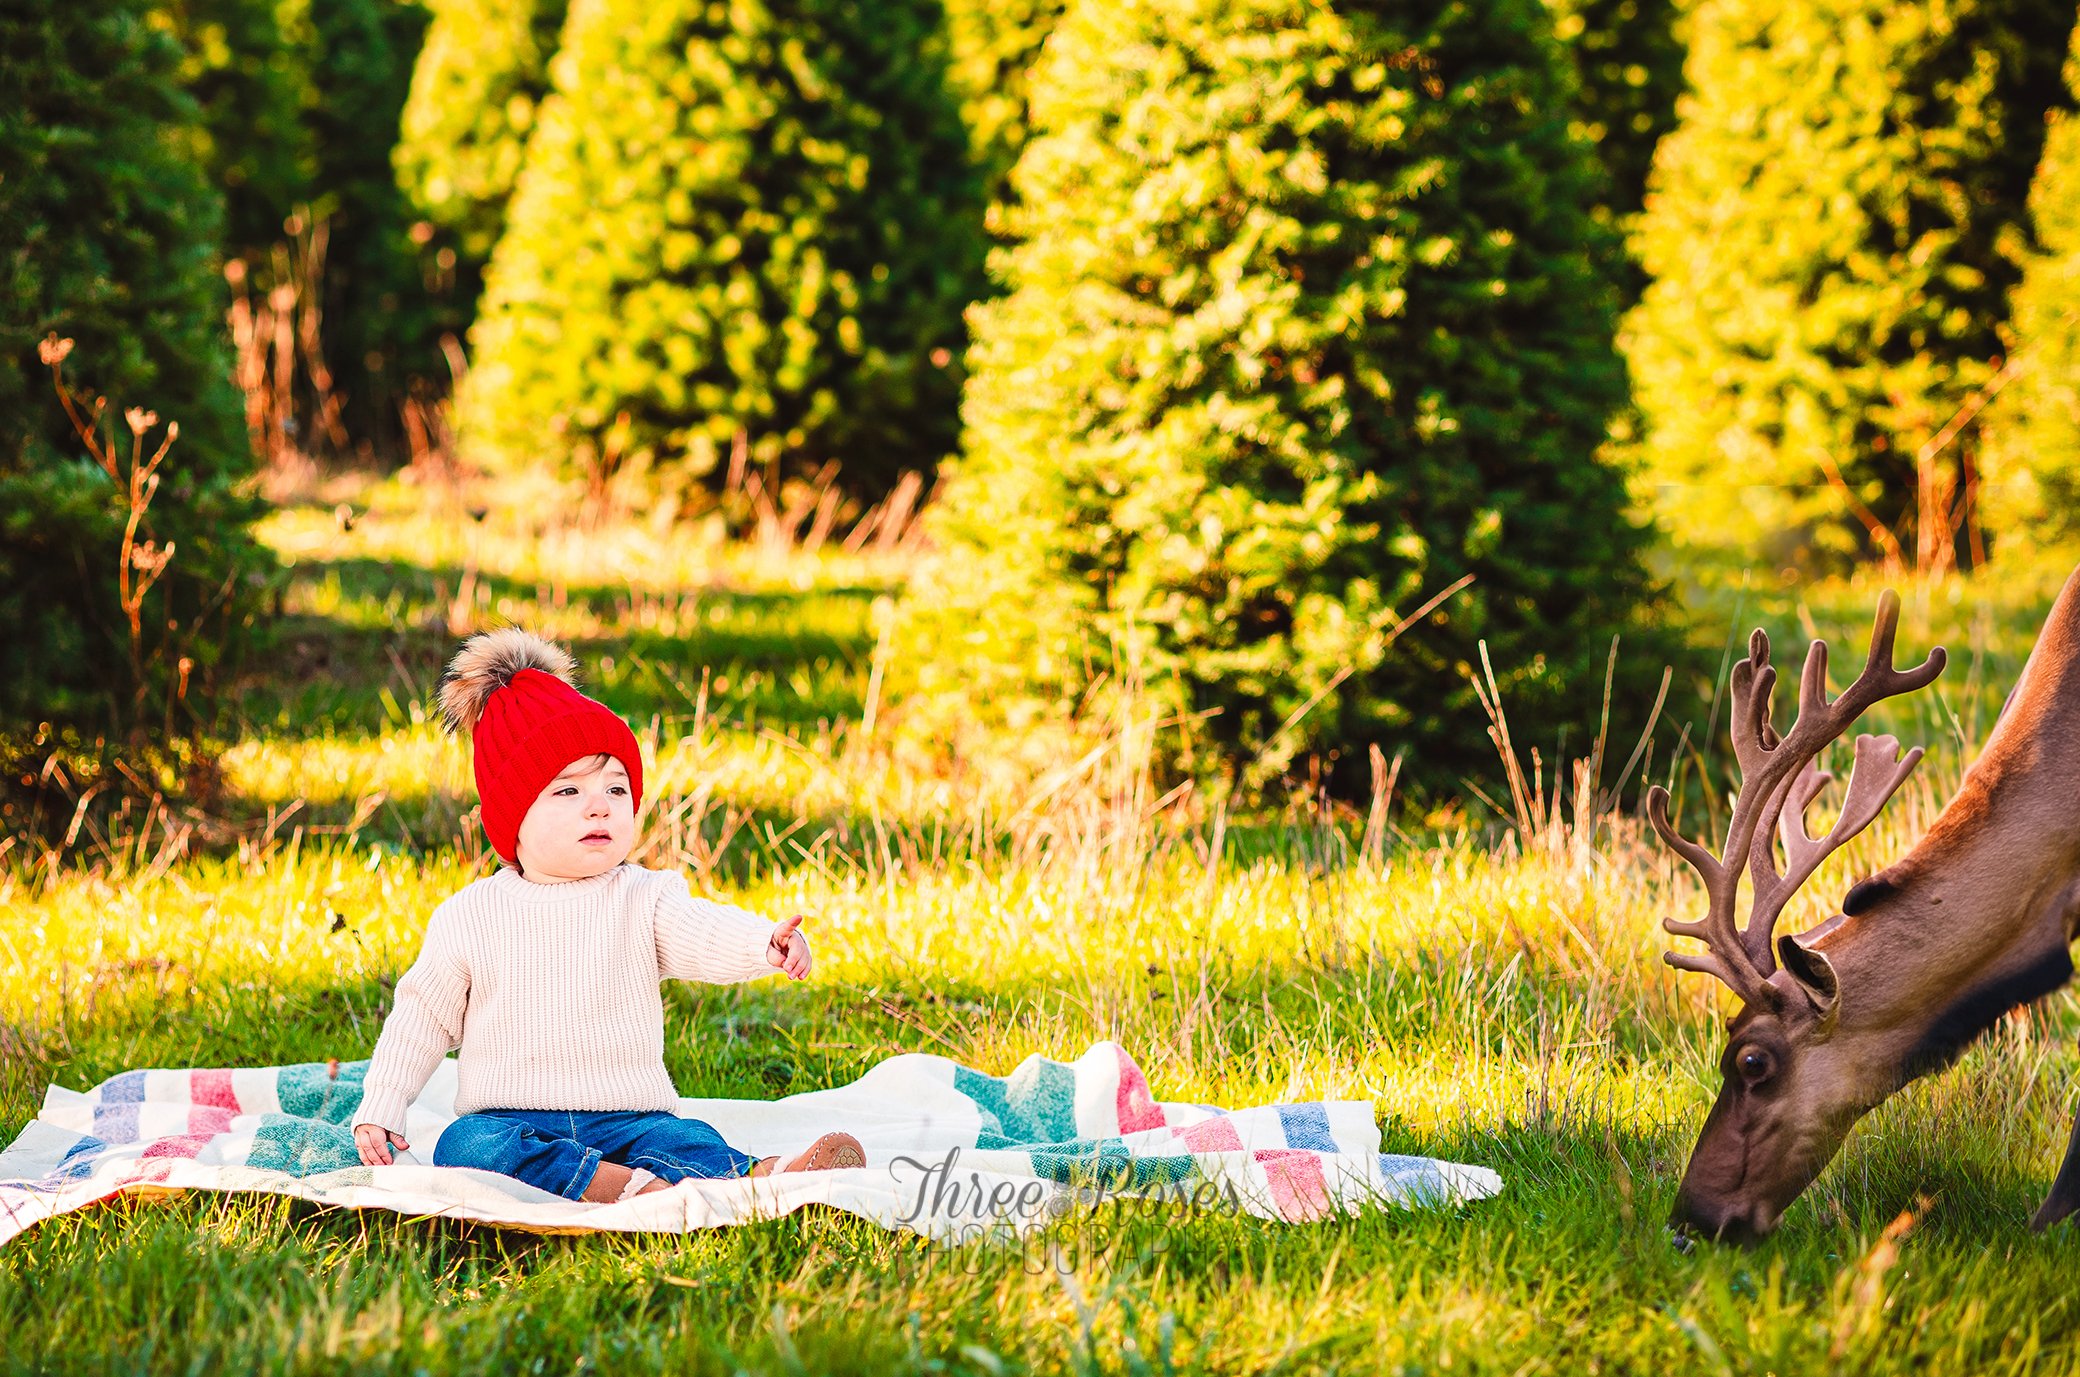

{"left": 1650, "top": 591, "right": 1945, "bottom": 1242}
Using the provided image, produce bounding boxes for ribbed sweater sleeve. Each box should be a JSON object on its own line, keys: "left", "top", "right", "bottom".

{"left": 356, "top": 909, "right": 470, "bottom": 1135}
{"left": 654, "top": 870, "right": 779, "bottom": 985}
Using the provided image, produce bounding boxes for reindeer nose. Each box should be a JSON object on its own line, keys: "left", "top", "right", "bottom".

{"left": 1669, "top": 1191, "right": 1765, "bottom": 1246}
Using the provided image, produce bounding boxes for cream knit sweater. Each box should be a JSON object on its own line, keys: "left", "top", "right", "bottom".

{"left": 355, "top": 862, "right": 779, "bottom": 1135}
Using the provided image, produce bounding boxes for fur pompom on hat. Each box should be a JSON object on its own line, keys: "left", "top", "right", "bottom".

{"left": 438, "top": 628, "right": 579, "bottom": 735}
{"left": 438, "top": 629, "right": 643, "bottom": 865}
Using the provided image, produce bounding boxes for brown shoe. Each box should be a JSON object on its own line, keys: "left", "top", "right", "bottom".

{"left": 749, "top": 1131, "right": 866, "bottom": 1177}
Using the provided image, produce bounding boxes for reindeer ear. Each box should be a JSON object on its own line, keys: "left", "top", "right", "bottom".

{"left": 1778, "top": 933, "right": 1841, "bottom": 1031}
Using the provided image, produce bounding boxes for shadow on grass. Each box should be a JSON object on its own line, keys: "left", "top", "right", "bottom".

{"left": 200, "top": 732, "right": 1569, "bottom": 911}
{"left": 234, "top": 556, "right": 883, "bottom": 741}
{"left": 188, "top": 787, "right": 1019, "bottom": 890}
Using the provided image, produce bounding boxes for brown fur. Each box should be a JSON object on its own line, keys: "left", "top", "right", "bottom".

{"left": 436, "top": 629, "right": 578, "bottom": 736}
{"left": 1666, "top": 564, "right": 2080, "bottom": 1240}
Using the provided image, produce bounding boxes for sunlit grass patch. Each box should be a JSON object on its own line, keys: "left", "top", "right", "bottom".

{"left": 1682, "top": 544, "right": 2080, "bottom": 758}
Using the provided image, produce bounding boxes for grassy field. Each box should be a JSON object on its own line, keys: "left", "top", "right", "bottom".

{"left": 6, "top": 473, "right": 2080, "bottom": 1374}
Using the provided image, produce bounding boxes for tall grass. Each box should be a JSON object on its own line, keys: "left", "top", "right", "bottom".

{"left": 6, "top": 475, "right": 2080, "bottom": 1374}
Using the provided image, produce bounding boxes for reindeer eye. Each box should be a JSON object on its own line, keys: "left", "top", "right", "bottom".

{"left": 1737, "top": 1046, "right": 1775, "bottom": 1083}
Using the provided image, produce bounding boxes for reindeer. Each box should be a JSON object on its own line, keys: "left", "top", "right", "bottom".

{"left": 1649, "top": 565, "right": 2080, "bottom": 1242}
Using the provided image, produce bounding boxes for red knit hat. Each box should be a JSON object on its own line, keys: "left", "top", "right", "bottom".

{"left": 436, "top": 629, "right": 644, "bottom": 865}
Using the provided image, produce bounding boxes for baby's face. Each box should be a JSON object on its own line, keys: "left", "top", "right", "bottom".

{"left": 513, "top": 754, "right": 636, "bottom": 881}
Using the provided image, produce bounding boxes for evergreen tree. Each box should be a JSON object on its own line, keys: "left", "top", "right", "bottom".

{"left": 943, "top": 0, "right": 1069, "bottom": 236}
{"left": 0, "top": 0, "right": 261, "bottom": 749}
{"left": 149, "top": 0, "right": 438, "bottom": 458}
{"left": 1543, "top": 0, "right": 1686, "bottom": 229}
{"left": 459, "top": 0, "right": 985, "bottom": 496}
{"left": 302, "top": 0, "right": 438, "bottom": 451}
{"left": 1985, "top": 14, "right": 2080, "bottom": 547}
{"left": 394, "top": 0, "right": 570, "bottom": 270}
{"left": 903, "top": 0, "right": 1658, "bottom": 798}
{"left": 152, "top": 0, "right": 315, "bottom": 256}
{"left": 1625, "top": 0, "right": 2074, "bottom": 568}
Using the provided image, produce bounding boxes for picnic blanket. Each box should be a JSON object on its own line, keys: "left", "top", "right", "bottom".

{"left": 0, "top": 1042, "right": 1500, "bottom": 1246}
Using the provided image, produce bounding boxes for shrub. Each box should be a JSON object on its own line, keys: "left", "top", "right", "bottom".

{"left": 149, "top": 0, "right": 440, "bottom": 458}
{"left": 902, "top": 0, "right": 1659, "bottom": 799}
{"left": 0, "top": 0, "right": 263, "bottom": 763}
{"left": 393, "top": 0, "right": 570, "bottom": 299}
{"left": 943, "top": 0, "right": 1069, "bottom": 237}
{"left": 1542, "top": 0, "right": 1686, "bottom": 230}
{"left": 1984, "top": 18, "right": 2080, "bottom": 547}
{"left": 299, "top": 0, "right": 440, "bottom": 451}
{"left": 458, "top": 0, "right": 986, "bottom": 498}
{"left": 1624, "top": 0, "right": 2074, "bottom": 569}
{"left": 152, "top": 0, "right": 316, "bottom": 257}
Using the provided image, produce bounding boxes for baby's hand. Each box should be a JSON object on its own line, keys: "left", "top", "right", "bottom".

{"left": 767, "top": 914, "right": 812, "bottom": 980}
{"left": 353, "top": 1122, "right": 410, "bottom": 1166}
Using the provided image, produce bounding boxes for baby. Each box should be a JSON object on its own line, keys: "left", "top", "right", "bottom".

{"left": 351, "top": 628, "right": 864, "bottom": 1201}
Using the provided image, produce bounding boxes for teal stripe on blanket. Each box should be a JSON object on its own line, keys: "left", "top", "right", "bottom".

{"left": 275, "top": 1062, "right": 368, "bottom": 1123}
{"left": 1024, "top": 1137, "right": 1200, "bottom": 1189}
{"left": 248, "top": 1115, "right": 359, "bottom": 1176}
{"left": 954, "top": 1058, "right": 1078, "bottom": 1145}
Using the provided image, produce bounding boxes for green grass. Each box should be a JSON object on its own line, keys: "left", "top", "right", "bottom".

{"left": 7, "top": 474, "right": 2080, "bottom": 1374}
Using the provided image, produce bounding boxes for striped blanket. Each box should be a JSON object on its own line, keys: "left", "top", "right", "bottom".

{"left": 0, "top": 1042, "right": 1500, "bottom": 1245}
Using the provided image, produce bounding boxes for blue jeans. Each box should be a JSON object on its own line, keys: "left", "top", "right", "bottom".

{"left": 432, "top": 1109, "right": 756, "bottom": 1201}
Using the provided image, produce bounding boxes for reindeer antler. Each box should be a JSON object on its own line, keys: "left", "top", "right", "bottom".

{"left": 1648, "top": 591, "right": 1945, "bottom": 1007}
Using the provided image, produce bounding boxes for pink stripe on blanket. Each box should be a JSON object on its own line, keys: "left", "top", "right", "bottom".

{"left": 142, "top": 1134, "right": 212, "bottom": 1161}
{"left": 1254, "top": 1149, "right": 1334, "bottom": 1222}
{"left": 1178, "top": 1117, "right": 1244, "bottom": 1153}
{"left": 191, "top": 1069, "right": 238, "bottom": 1110}
{"left": 188, "top": 1107, "right": 235, "bottom": 1137}
{"left": 1114, "top": 1045, "right": 1165, "bottom": 1133}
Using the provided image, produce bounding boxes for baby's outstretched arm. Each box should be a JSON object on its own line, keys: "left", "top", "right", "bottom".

{"left": 655, "top": 870, "right": 808, "bottom": 984}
